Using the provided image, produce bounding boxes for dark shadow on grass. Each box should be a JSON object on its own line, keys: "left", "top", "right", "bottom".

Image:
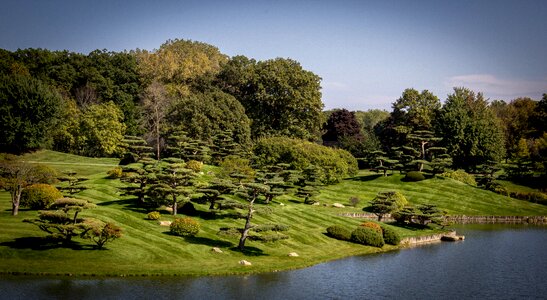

{"left": 347, "top": 174, "right": 383, "bottom": 182}
{"left": 98, "top": 198, "right": 148, "bottom": 214}
{"left": 230, "top": 245, "right": 267, "bottom": 256}
{"left": 184, "top": 236, "right": 233, "bottom": 248}
{"left": 0, "top": 237, "right": 94, "bottom": 251}
{"left": 288, "top": 199, "right": 302, "bottom": 204}
{"left": 386, "top": 222, "right": 429, "bottom": 231}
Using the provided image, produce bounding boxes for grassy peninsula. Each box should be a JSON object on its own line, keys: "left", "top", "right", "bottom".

{"left": 1, "top": 150, "right": 546, "bottom": 276}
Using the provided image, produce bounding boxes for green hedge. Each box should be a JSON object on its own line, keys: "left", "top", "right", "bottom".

{"left": 350, "top": 227, "right": 385, "bottom": 247}
{"left": 405, "top": 171, "right": 425, "bottom": 182}
{"left": 253, "top": 136, "right": 358, "bottom": 184}
{"left": 326, "top": 225, "right": 351, "bottom": 241}
{"left": 380, "top": 225, "right": 401, "bottom": 245}
{"left": 21, "top": 184, "right": 63, "bottom": 209}
{"left": 170, "top": 217, "right": 200, "bottom": 237}
{"left": 441, "top": 169, "right": 477, "bottom": 186}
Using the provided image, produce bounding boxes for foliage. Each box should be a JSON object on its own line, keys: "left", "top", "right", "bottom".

{"left": 146, "top": 158, "right": 197, "bottom": 215}
{"left": 119, "top": 135, "right": 154, "bottom": 165}
{"left": 380, "top": 225, "right": 401, "bottom": 245}
{"left": 134, "top": 39, "right": 227, "bottom": 95}
{"left": 20, "top": 183, "right": 63, "bottom": 209}
{"left": 78, "top": 102, "right": 126, "bottom": 157}
{"left": 392, "top": 204, "right": 443, "bottom": 226}
{"left": 322, "top": 109, "right": 364, "bottom": 147}
{"left": 350, "top": 227, "right": 385, "bottom": 248}
{"left": 359, "top": 222, "right": 382, "bottom": 234}
{"left": 326, "top": 225, "right": 352, "bottom": 241}
{"left": 0, "top": 157, "right": 58, "bottom": 215}
{"left": 440, "top": 170, "right": 477, "bottom": 186}
{"left": 0, "top": 74, "right": 62, "bottom": 153}
{"left": 167, "top": 90, "right": 251, "bottom": 147}
{"left": 219, "top": 56, "right": 324, "bottom": 140}
{"left": 107, "top": 167, "right": 123, "bottom": 179}
{"left": 170, "top": 217, "right": 200, "bottom": 237}
{"left": 147, "top": 211, "right": 161, "bottom": 220}
{"left": 253, "top": 224, "right": 290, "bottom": 232}
{"left": 253, "top": 136, "right": 358, "bottom": 184}
{"left": 141, "top": 81, "right": 171, "bottom": 160}
{"left": 405, "top": 171, "right": 425, "bottom": 182}
{"left": 86, "top": 222, "right": 123, "bottom": 249}
{"left": 218, "top": 156, "right": 255, "bottom": 182}
{"left": 375, "top": 89, "right": 440, "bottom": 151}
{"left": 23, "top": 197, "right": 96, "bottom": 243}
{"left": 57, "top": 171, "right": 88, "bottom": 195}
{"left": 185, "top": 160, "right": 204, "bottom": 173}
{"left": 368, "top": 191, "right": 408, "bottom": 221}
{"left": 436, "top": 87, "right": 505, "bottom": 171}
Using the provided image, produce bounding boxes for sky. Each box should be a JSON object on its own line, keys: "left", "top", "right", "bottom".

{"left": 1, "top": 0, "right": 546, "bottom": 111}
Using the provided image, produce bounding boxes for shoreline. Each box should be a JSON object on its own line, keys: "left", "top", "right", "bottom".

{"left": 339, "top": 213, "right": 547, "bottom": 225}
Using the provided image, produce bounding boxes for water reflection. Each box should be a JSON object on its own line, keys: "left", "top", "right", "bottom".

{"left": 2, "top": 225, "right": 546, "bottom": 299}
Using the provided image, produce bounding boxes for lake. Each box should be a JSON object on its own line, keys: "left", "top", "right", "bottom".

{"left": 1, "top": 225, "right": 546, "bottom": 299}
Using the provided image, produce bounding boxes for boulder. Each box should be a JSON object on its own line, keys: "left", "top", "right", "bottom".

{"left": 312, "top": 202, "right": 320, "bottom": 206}
{"left": 239, "top": 260, "right": 252, "bottom": 266}
{"left": 211, "top": 247, "right": 223, "bottom": 253}
{"left": 288, "top": 252, "right": 299, "bottom": 257}
{"left": 159, "top": 221, "right": 172, "bottom": 226}
{"left": 332, "top": 203, "right": 345, "bottom": 208}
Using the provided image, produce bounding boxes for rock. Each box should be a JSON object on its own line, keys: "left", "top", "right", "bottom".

{"left": 312, "top": 202, "right": 320, "bottom": 206}
{"left": 239, "top": 260, "right": 252, "bottom": 266}
{"left": 159, "top": 221, "right": 172, "bottom": 226}
{"left": 211, "top": 247, "right": 223, "bottom": 253}
{"left": 288, "top": 252, "right": 299, "bottom": 257}
{"left": 333, "top": 203, "right": 345, "bottom": 208}
{"left": 280, "top": 203, "right": 285, "bottom": 206}
{"left": 441, "top": 235, "right": 465, "bottom": 242}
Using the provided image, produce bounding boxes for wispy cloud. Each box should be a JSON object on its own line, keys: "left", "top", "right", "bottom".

{"left": 445, "top": 74, "right": 547, "bottom": 100}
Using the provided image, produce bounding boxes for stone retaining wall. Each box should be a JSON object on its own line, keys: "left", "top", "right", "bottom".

{"left": 400, "top": 231, "right": 456, "bottom": 245}
{"left": 338, "top": 213, "right": 547, "bottom": 225}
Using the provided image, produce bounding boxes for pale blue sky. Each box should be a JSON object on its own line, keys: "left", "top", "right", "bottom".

{"left": 1, "top": 0, "right": 546, "bottom": 110}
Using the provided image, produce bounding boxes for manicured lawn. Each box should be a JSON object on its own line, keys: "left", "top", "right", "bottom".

{"left": 0, "top": 150, "right": 545, "bottom": 276}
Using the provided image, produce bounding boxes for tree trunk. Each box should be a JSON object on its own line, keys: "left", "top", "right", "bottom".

{"left": 238, "top": 199, "right": 255, "bottom": 251}
{"left": 172, "top": 198, "right": 177, "bottom": 215}
{"left": 11, "top": 188, "right": 22, "bottom": 216}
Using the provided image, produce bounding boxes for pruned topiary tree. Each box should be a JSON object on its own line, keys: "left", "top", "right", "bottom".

{"left": 368, "top": 191, "right": 408, "bottom": 221}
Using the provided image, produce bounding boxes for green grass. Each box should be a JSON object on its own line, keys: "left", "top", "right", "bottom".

{"left": 1, "top": 151, "right": 546, "bottom": 276}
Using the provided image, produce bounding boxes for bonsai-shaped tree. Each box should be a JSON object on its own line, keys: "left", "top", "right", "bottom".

{"left": 57, "top": 171, "right": 88, "bottom": 196}
{"left": 147, "top": 158, "right": 197, "bottom": 215}
{"left": 368, "top": 191, "right": 408, "bottom": 221}
{"left": 23, "top": 198, "right": 96, "bottom": 244}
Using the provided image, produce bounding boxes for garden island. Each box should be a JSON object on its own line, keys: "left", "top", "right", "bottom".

{"left": 1, "top": 39, "right": 546, "bottom": 276}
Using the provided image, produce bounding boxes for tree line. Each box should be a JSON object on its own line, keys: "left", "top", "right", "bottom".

{"left": 1, "top": 38, "right": 546, "bottom": 186}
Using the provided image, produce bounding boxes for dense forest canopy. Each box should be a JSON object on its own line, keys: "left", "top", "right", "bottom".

{"left": 1, "top": 38, "right": 546, "bottom": 181}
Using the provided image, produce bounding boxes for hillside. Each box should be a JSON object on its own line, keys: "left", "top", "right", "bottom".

{"left": 0, "top": 150, "right": 545, "bottom": 276}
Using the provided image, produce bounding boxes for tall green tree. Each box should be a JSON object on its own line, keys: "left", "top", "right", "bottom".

{"left": 0, "top": 74, "right": 62, "bottom": 153}
{"left": 78, "top": 102, "right": 126, "bottom": 157}
{"left": 436, "top": 87, "right": 505, "bottom": 170}
{"left": 375, "top": 89, "right": 440, "bottom": 152}
{"left": 167, "top": 90, "right": 251, "bottom": 147}
{"left": 219, "top": 57, "right": 324, "bottom": 140}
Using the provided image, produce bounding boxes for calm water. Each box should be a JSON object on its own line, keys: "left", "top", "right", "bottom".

{"left": 1, "top": 225, "right": 546, "bottom": 300}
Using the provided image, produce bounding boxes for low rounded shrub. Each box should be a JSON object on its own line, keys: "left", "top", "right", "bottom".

{"left": 360, "top": 222, "right": 382, "bottom": 234}
{"left": 441, "top": 169, "right": 477, "bottom": 186}
{"left": 20, "top": 184, "right": 63, "bottom": 209}
{"left": 326, "top": 225, "right": 351, "bottom": 241}
{"left": 351, "top": 227, "right": 385, "bottom": 247}
{"left": 186, "top": 160, "right": 204, "bottom": 172}
{"left": 107, "top": 167, "right": 123, "bottom": 179}
{"left": 147, "top": 211, "right": 161, "bottom": 220}
{"left": 381, "top": 225, "right": 401, "bottom": 245}
{"left": 170, "top": 217, "right": 200, "bottom": 237}
{"left": 405, "top": 171, "right": 425, "bottom": 182}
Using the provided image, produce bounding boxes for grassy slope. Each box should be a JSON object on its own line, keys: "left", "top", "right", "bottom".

{"left": 1, "top": 150, "right": 546, "bottom": 276}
